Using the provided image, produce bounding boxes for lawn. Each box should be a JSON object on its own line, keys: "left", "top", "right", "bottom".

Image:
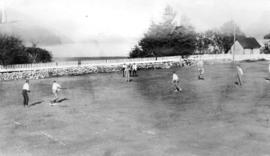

{"left": 1, "top": 61, "right": 270, "bottom": 156}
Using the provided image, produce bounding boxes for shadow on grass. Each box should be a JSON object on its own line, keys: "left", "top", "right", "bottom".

{"left": 57, "top": 98, "right": 69, "bottom": 103}
{"left": 29, "top": 100, "right": 44, "bottom": 107}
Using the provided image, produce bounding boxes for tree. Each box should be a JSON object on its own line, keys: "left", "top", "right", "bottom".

{"left": 264, "top": 33, "right": 270, "bottom": 39}
{"left": 196, "top": 33, "right": 213, "bottom": 54}
{"left": 220, "top": 20, "right": 245, "bottom": 36}
{"left": 0, "top": 35, "right": 29, "bottom": 65}
{"left": 130, "top": 6, "right": 197, "bottom": 58}
{"left": 0, "top": 34, "right": 53, "bottom": 65}
{"left": 146, "top": 5, "right": 177, "bottom": 38}
{"left": 25, "top": 47, "right": 52, "bottom": 63}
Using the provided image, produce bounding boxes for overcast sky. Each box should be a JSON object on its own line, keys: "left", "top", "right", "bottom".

{"left": 4, "top": 0, "right": 270, "bottom": 39}
{"left": 1, "top": 0, "right": 270, "bottom": 56}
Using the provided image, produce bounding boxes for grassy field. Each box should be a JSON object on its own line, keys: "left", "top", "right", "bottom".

{"left": 1, "top": 61, "right": 270, "bottom": 156}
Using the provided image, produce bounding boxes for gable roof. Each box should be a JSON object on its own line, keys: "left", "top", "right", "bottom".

{"left": 237, "top": 37, "right": 261, "bottom": 49}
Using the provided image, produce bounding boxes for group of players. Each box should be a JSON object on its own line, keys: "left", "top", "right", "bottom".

{"left": 171, "top": 60, "right": 245, "bottom": 93}
{"left": 21, "top": 59, "right": 247, "bottom": 107}
{"left": 122, "top": 63, "right": 138, "bottom": 82}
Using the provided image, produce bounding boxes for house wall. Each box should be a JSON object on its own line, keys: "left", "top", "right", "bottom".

{"left": 244, "top": 49, "right": 260, "bottom": 55}
{"left": 230, "top": 41, "right": 244, "bottom": 55}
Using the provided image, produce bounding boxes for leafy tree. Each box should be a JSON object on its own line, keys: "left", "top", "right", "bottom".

{"left": 0, "top": 34, "right": 52, "bottom": 65}
{"left": 145, "top": 5, "right": 177, "bottom": 38}
{"left": 25, "top": 47, "right": 52, "bottom": 63}
{"left": 219, "top": 20, "right": 245, "bottom": 36}
{"left": 0, "top": 35, "right": 28, "bottom": 65}
{"left": 264, "top": 33, "right": 270, "bottom": 39}
{"left": 130, "top": 6, "right": 197, "bottom": 58}
{"left": 196, "top": 33, "right": 213, "bottom": 54}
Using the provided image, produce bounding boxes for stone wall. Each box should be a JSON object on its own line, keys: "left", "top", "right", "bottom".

{"left": 0, "top": 61, "right": 191, "bottom": 81}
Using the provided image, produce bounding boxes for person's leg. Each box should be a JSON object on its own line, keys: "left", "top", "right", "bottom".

{"left": 52, "top": 91, "right": 58, "bottom": 103}
{"left": 176, "top": 83, "right": 182, "bottom": 92}
{"left": 22, "top": 91, "right": 26, "bottom": 106}
{"left": 55, "top": 91, "right": 59, "bottom": 102}
{"left": 25, "top": 92, "right": 29, "bottom": 106}
{"left": 237, "top": 74, "right": 242, "bottom": 86}
{"left": 199, "top": 72, "right": 203, "bottom": 79}
{"left": 127, "top": 72, "right": 130, "bottom": 82}
{"left": 122, "top": 68, "right": 125, "bottom": 77}
{"left": 173, "top": 81, "right": 179, "bottom": 92}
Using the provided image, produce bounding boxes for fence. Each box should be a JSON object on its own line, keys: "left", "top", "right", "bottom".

{"left": 1, "top": 54, "right": 270, "bottom": 72}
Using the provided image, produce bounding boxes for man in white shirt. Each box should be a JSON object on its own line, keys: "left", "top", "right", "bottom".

{"left": 51, "top": 80, "right": 62, "bottom": 103}
{"left": 122, "top": 63, "right": 127, "bottom": 77}
{"left": 172, "top": 72, "right": 182, "bottom": 92}
{"left": 132, "top": 63, "right": 138, "bottom": 77}
{"left": 22, "top": 80, "right": 30, "bottom": 107}
{"left": 236, "top": 64, "right": 244, "bottom": 86}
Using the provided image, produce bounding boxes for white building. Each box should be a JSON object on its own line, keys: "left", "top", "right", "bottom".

{"left": 229, "top": 37, "right": 261, "bottom": 55}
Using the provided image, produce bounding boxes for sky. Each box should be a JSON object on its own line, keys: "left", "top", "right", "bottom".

{"left": 2, "top": 0, "right": 270, "bottom": 56}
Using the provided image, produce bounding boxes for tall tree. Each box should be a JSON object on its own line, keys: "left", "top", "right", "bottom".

{"left": 220, "top": 20, "right": 245, "bottom": 36}
{"left": 130, "top": 5, "right": 197, "bottom": 58}
{"left": 145, "top": 5, "right": 177, "bottom": 38}
{"left": 0, "top": 34, "right": 53, "bottom": 65}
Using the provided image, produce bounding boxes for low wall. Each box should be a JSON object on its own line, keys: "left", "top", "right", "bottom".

{"left": 0, "top": 61, "right": 188, "bottom": 81}
{"left": 1, "top": 53, "right": 269, "bottom": 81}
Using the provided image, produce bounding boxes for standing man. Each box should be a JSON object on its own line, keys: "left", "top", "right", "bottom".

{"left": 51, "top": 80, "right": 62, "bottom": 104}
{"left": 125, "top": 64, "right": 130, "bottom": 82}
{"left": 236, "top": 64, "right": 244, "bottom": 86}
{"left": 197, "top": 60, "right": 205, "bottom": 80}
{"left": 172, "top": 71, "right": 182, "bottom": 92}
{"left": 132, "top": 63, "right": 138, "bottom": 77}
{"left": 122, "top": 63, "right": 127, "bottom": 77}
{"left": 22, "top": 80, "right": 30, "bottom": 107}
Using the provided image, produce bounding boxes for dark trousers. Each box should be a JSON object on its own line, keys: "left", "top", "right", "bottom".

{"left": 22, "top": 90, "right": 29, "bottom": 106}
{"left": 122, "top": 68, "right": 125, "bottom": 77}
{"left": 132, "top": 70, "right": 137, "bottom": 76}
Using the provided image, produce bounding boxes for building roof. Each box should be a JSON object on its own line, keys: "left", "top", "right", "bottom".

{"left": 237, "top": 37, "right": 261, "bottom": 49}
